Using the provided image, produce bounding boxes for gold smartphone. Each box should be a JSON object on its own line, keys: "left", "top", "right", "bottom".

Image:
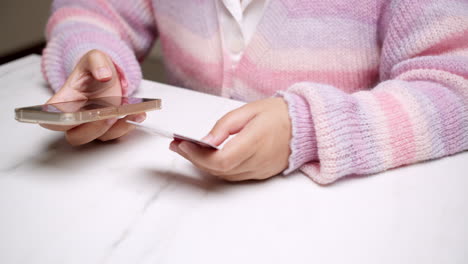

{"left": 15, "top": 96, "right": 161, "bottom": 125}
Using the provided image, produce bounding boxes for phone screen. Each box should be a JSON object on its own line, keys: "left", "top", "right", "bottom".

{"left": 40, "top": 97, "right": 146, "bottom": 113}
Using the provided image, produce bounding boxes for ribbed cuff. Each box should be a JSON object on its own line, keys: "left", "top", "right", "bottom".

{"left": 41, "top": 29, "right": 142, "bottom": 95}
{"left": 276, "top": 91, "right": 318, "bottom": 175}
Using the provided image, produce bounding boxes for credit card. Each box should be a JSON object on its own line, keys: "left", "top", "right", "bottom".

{"left": 126, "top": 120, "right": 219, "bottom": 150}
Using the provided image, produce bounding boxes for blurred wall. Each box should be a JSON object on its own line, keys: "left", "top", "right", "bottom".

{"left": 0, "top": 0, "right": 52, "bottom": 56}
{"left": 0, "top": 0, "right": 166, "bottom": 82}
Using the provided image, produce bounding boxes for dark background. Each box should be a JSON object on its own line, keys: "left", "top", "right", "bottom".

{"left": 0, "top": 0, "right": 166, "bottom": 82}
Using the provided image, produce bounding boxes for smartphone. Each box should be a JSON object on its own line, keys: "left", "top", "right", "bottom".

{"left": 126, "top": 120, "right": 220, "bottom": 150}
{"left": 15, "top": 96, "right": 161, "bottom": 125}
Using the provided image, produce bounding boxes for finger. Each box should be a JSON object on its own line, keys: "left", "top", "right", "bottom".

{"left": 171, "top": 141, "right": 219, "bottom": 170}
{"left": 44, "top": 53, "right": 93, "bottom": 105}
{"left": 169, "top": 140, "right": 244, "bottom": 177}
{"left": 41, "top": 91, "right": 88, "bottom": 131}
{"left": 220, "top": 115, "right": 261, "bottom": 158}
{"left": 65, "top": 118, "right": 118, "bottom": 146}
{"left": 219, "top": 170, "right": 271, "bottom": 182}
{"left": 40, "top": 123, "right": 79, "bottom": 132}
{"left": 113, "top": 62, "right": 129, "bottom": 90}
{"left": 46, "top": 77, "right": 88, "bottom": 104}
{"left": 220, "top": 153, "right": 278, "bottom": 181}
{"left": 98, "top": 113, "right": 146, "bottom": 141}
{"left": 174, "top": 117, "right": 261, "bottom": 173}
{"left": 169, "top": 141, "right": 219, "bottom": 172}
{"left": 202, "top": 104, "right": 258, "bottom": 146}
{"left": 170, "top": 142, "right": 263, "bottom": 181}
{"left": 171, "top": 140, "right": 263, "bottom": 181}
{"left": 85, "top": 50, "right": 113, "bottom": 82}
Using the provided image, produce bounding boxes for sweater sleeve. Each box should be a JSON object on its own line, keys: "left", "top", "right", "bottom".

{"left": 41, "top": 0, "right": 158, "bottom": 95}
{"left": 281, "top": 0, "right": 468, "bottom": 184}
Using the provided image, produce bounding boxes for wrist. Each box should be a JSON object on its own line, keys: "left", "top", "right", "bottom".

{"left": 276, "top": 91, "right": 318, "bottom": 174}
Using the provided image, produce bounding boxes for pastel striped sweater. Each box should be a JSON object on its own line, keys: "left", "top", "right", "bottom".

{"left": 42, "top": 0, "right": 468, "bottom": 184}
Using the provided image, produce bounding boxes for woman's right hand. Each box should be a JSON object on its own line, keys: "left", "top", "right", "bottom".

{"left": 41, "top": 49, "right": 146, "bottom": 146}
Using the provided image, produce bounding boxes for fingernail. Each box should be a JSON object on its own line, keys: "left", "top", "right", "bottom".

{"left": 169, "top": 142, "right": 177, "bottom": 152}
{"left": 96, "top": 67, "right": 111, "bottom": 79}
{"left": 133, "top": 114, "right": 146, "bottom": 123}
{"left": 107, "top": 118, "right": 118, "bottom": 125}
{"left": 202, "top": 134, "right": 214, "bottom": 144}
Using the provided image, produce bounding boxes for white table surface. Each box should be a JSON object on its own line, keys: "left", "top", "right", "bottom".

{"left": 0, "top": 55, "right": 467, "bottom": 264}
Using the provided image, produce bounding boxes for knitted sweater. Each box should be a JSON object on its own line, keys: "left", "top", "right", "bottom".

{"left": 42, "top": 0, "right": 468, "bottom": 184}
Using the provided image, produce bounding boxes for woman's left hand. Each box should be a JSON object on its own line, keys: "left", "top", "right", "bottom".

{"left": 169, "top": 97, "right": 292, "bottom": 181}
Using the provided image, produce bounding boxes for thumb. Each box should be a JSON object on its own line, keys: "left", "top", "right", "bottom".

{"left": 202, "top": 104, "right": 258, "bottom": 146}
{"left": 85, "top": 50, "right": 114, "bottom": 82}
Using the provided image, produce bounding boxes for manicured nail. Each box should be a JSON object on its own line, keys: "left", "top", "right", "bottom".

{"left": 202, "top": 134, "right": 214, "bottom": 144}
{"left": 96, "top": 67, "right": 111, "bottom": 79}
{"left": 106, "top": 118, "right": 118, "bottom": 125}
{"left": 133, "top": 114, "right": 146, "bottom": 123}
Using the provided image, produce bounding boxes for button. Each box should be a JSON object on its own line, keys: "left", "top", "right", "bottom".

{"left": 230, "top": 37, "right": 244, "bottom": 54}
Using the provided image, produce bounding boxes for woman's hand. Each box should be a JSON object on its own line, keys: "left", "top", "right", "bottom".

{"left": 169, "top": 97, "right": 292, "bottom": 181}
{"left": 41, "top": 49, "right": 146, "bottom": 146}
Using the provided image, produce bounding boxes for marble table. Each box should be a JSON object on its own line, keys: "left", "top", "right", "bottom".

{"left": 0, "top": 55, "right": 467, "bottom": 264}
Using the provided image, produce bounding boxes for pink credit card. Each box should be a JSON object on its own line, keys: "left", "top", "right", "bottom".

{"left": 126, "top": 120, "right": 219, "bottom": 150}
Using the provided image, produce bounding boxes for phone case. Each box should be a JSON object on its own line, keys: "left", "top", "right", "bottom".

{"left": 15, "top": 97, "right": 161, "bottom": 125}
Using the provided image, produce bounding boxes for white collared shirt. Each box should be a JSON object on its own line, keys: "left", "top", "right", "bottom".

{"left": 217, "top": 0, "right": 267, "bottom": 65}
